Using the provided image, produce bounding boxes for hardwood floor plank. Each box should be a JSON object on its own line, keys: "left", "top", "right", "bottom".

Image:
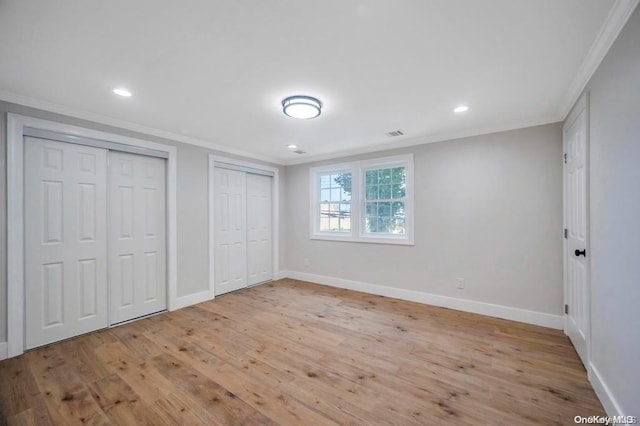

{"left": 149, "top": 352, "right": 274, "bottom": 425}
{"left": 0, "top": 279, "right": 605, "bottom": 425}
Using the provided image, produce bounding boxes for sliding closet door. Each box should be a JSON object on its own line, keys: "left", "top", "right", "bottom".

{"left": 24, "top": 137, "right": 108, "bottom": 349}
{"left": 214, "top": 168, "right": 247, "bottom": 295}
{"left": 108, "top": 151, "right": 167, "bottom": 324}
{"left": 247, "top": 173, "right": 272, "bottom": 285}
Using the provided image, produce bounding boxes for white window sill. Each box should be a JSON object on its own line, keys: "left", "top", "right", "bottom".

{"left": 310, "top": 234, "right": 414, "bottom": 246}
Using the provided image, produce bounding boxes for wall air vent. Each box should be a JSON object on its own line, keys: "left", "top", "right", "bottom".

{"left": 293, "top": 150, "right": 306, "bottom": 154}
{"left": 386, "top": 130, "right": 405, "bottom": 137}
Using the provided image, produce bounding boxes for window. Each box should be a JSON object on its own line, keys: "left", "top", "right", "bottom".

{"left": 310, "top": 154, "right": 413, "bottom": 245}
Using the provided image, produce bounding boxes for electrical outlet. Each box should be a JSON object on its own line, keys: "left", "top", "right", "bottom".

{"left": 456, "top": 277, "right": 465, "bottom": 289}
{"left": 303, "top": 258, "right": 310, "bottom": 268}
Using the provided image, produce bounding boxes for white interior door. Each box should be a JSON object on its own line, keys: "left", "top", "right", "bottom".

{"left": 247, "top": 173, "right": 273, "bottom": 285}
{"left": 214, "top": 168, "right": 247, "bottom": 295}
{"left": 24, "top": 137, "right": 108, "bottom": 349}
{"left": 564, "top": 100, "right": 590, "bottom": 366}
{"left": 109, "top": 151, "right": 167, "bottom": 324}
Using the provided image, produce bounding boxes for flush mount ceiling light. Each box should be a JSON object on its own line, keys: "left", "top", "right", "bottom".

{"left": 282, "top": 95, "right": 322, "bottom": 119}
{"left": 453, "top": 105, "right": 469, "bottom": 113}
{"left": 113, "top": 88, "right": 132, "bottom": 97}
{"left": 286, "top": 144, "right": 298, "bottom": 149}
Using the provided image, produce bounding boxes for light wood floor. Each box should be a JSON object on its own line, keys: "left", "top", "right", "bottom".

{"left": 0, "top": 279, "right": 604, "bottom": 425}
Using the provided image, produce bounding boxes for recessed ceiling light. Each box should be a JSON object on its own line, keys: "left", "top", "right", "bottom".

{"left": 453, "top": 105, "right": 469, "bottom": 113}
{"left": 287, "top": 144, "right": 298, "bottom": 149}
{"left": 282, "top": 95, "right": 322, "bottom": 119}
{"left": 113, "top": 88, "right": 132, "bottom": 97}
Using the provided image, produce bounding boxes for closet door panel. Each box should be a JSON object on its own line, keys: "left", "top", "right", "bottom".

{"left": 214, "top": 168, "right": 247, "bottom": 295}
{"left": 247, "top": 174, "right": 272, "bottom": 285}
{"left": 24, "top": 137, "right": 108, "bottom": 349}
{"left": 109, "top": 151, "right": 167, "bottom": 324}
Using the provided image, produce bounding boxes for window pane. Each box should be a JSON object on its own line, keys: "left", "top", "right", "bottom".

{"left": 319, "top": 217, "right": 330, "bottom": 232}
{"left": 366, "top": 202, "right": 377, "bottom": 216}
{"left": 392, "top": 201, "right": 404, "bottom": 216}
{"left": 330, "top": 188, "right": 341, "bottom": 201}
{"left": 378, "top": 202, "right": 391, "bottom": 217}
{"left": 320, "top": 189, "right": 330, "bottom": 202}
{"left": 320, "top": 202, "right": 331, "bottom": 218}
{"left": 338, "top": 203, "right": 351, "bottom": 232}
{"left": 332, "top": 173, "right": 352, "bottom": 199}
{"left": 366, "top": 170, "right": 377, "bottom": 185}
{"left": 380, "top": 168, "right": 392, "bottom": 184}
{"left": 392, "top": 218, "right": 406, "bottom": 234}
{"left": 379, "top": 184, "right": 391, "bottom": 199}
{"left": 392, "top": 167, "right": 405, "bottom": 184}
{"left": 366, "top": 185, "right": 378, "bottom": 200}
{"left": 365, "top": 216, "right": 375, "bottom": 233}
{"left": 320, "top": 175, "right": 331, "bottom": 188}
{"left": 377, "top": 217, "right": 390, "bottom": 233}
{"left": 392, "top": 184, "right": 405, "bottom": 198}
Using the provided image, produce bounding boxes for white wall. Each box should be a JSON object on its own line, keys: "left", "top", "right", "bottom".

{"left": 285, "top": 123, "right": 563, "bottom": 320}
{"left": 574, "top": 5, "right": 640, "bottom": 415}
{"left": 0, "top": 100, "right": 285, "bottom": 345}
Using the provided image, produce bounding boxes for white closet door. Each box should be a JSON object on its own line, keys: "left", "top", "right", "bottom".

{"left": 24, "top": 137, "right": 108, "bottom": 349}
{"left": 109, "top": 151, "right": 167, "bottom": 324}
{"left": 247, "top": 174, "right": 272, "bottom": 285}
{"left": 214, "top": 168, "right": 247, "bottom": 295}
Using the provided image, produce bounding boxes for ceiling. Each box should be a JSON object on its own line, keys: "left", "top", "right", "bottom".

{"left": 0, "top": 0, "right": 629, "bottom": 164}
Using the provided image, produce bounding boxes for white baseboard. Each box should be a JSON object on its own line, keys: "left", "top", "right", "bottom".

{"left": 282, "top": 270, "right": 563, "bottom": 329}
{"left": 173, "top": 289, "right": 213, "bottom": 310}
{"left": 274, "top": 271, "right": 289, "bottom": 280}
{"left": 589, "top": 362, "right": 626, "bottom": 418}
{"left": 0, "top": 341, "right": 7, "bottom": 360}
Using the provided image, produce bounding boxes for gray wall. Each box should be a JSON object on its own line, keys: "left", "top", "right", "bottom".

{"left": 0, "top": 100, "right": 285, "bottom": 343}
{"left": 574, "top": 5, "right": 640, "bottom": 414}
{"left": 285, "top": 123, "right": 563, "bottom": 315}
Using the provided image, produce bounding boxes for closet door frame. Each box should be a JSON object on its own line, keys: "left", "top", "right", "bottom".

{"left": 6, "top": 114, "right": 178, "bottom": 358}
{"left": 208, "top": 155, "right": 280, "bottom": 298}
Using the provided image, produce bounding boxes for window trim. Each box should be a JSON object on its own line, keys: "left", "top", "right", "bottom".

{"left": 309, "top": 154, "right": 414, "bottom": 245}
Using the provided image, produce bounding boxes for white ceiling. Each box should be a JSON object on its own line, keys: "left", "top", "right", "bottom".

{"left": 0, "top": 0, "right": 629, "bottom": 164}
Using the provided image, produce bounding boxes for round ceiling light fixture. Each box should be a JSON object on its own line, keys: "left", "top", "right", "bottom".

{"left": 113, "top": 88, "right": 132, "bottom": 97}
{"left": 453, "top": 105, "right": 469, "bottom": 113}
{"left": 282, "top": 95, "right": 322, "bottom": 119}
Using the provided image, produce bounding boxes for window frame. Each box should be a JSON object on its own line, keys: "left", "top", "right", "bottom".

{"left": 309, "top": 154, "right": 414, "bottom": 245}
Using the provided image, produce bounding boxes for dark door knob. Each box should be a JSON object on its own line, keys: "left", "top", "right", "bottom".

{"left": 574, "top": 249, "right": 586, "bottom": 257}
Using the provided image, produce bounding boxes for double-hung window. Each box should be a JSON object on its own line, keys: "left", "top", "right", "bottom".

{"left": 310, "top": 154, "right": 413, "bottom": 245}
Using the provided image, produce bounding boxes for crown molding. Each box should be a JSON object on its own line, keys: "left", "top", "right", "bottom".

{"left": 0, "top": 89, "right": 284, "bottom": 165}
{"left": 283, "top": 115, "right": 561, "bottom": 166}
{"left": 559, "top": 0, "right": 639, "bottom": 119}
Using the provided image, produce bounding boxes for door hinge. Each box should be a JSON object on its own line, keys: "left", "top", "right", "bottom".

{"left": 564, "top": 228, "right": 568, "bottom": 239}
{"left": 564, "top": 304, "right": 569, "bottom": 314}
{"left": 563, "top": 153, "right": 567, "bottom": 164}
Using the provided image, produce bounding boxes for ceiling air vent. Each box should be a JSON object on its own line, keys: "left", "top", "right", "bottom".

{"left": 386, "top": 130, "right": 405, "bottom": 137}
{"left": 293, "top": 150, "right": 306, "bottom": 154}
